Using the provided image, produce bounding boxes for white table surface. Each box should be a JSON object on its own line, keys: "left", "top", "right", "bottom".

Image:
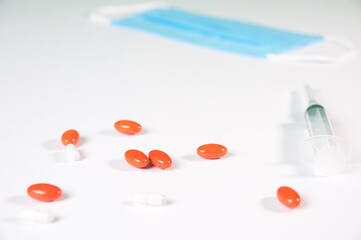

{"left": 1, "top": 0, "right": 361, "bottom": 239}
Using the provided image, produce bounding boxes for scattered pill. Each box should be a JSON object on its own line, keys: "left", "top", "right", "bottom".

{"left": 61, "top": 129, "right": 79, "bottom": 146}
{"left": 197, "top": 143, "right": 227, "bottom": 159}
{"left": 277, "top": 186, "right": 301, "bottom": 209}
{"left": 27, "top": 183, "right": 62, "bottom": 202}
{"left": 114, "top": 120, "right": 142, "bottom": 135}
{"left": 125, "top": 149, "right": 150, "bottom": 168}
{"left": 149, "top": 150, "right": 172, "bottom": 169}
{"left": 21, "top": 209, "right": 55, "bottom": 223}
{"left": 134, "top": 193, "right": 167, "bottom": 206}
{"left": 61, "top": 129, "right": 81, "bottom": 161}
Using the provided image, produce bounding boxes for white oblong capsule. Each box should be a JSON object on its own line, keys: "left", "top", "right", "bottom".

{"left": 66, "top": 143, "right": 81, "bottom": 161}
{"left": 134, "top": 193, "right": 167, "bottom": 206}
{"left": 21, "top": 209, "right": 55, "bottom": 223}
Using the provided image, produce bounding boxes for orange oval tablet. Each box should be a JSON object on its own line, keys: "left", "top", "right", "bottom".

{"left": 114, "top": 120, "right": 142, "bottom": 135}
{"left": 125, "top": 149, "right": 150, "bottom": 168}
{"left": 61, "top": 129, "right": 79, "bottom": 146}
{"left": 27, "top": 183, "right": 62, "bottom": 202}
{"left": 277, "top": 186, "right": 301, "bottom": 209}
{"left": 149, "top": 150, "right": 172, "bottom": 169}
{"left": 197, "top": 144, "right": 227, "bottom": 159}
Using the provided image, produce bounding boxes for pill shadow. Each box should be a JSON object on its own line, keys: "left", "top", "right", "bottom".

{"left": 4, "top": 217, "right": 23, "bottom": 225}
{"left": 5, "top": 216, "right": 60, "bottom": 225}
{"left": 8, "top": 195, "right": 38, "bottom": 205}
{"left": 182, "top": 154, "right": 207, "bottom": 162}
{"left": 43, "top": 137, "right": 86, "bottom": 150}
{"left": 182, "top": 153, "right": 231, "bottom": 161}
{"left": 108, "top": 159, "right": 166, "bottom": 172}
{"left": 8, "top": 194, "right": 69, "bottom": 205}
{"left": 52, "top": 151, "right": 85, "bottom": 163}
{"left": 143, "top": 166, "right": 163, "bottom": 172}
{"left": 218, "top": 152, "right": 233, "bottom": 159}
{"left": 260, "top": 197, "right": 291, "bottom": 213}
{"left": 42, "top": 139, "right": 63, "bottom": 151}
{"left": 168, "top": 160, "right": 178, "bottom": 170}
{"left": 108, "top": 159, "right": 138, "bottom": 172}
{"left": 297, "top": 197, "right": 307, "bottom": 210}
{"left": 98, "top": 129, "right": 119, "bottom": 137}
{"left": 121, "top": 201, "right": 137, "bottom": 206}
{"left": 121, "top": 200, "right": 173, "bottom": 206}
{"left": 77, "top": 137, "right": 86, "bottom": 147}
{"left": 136, "top": 129, "right": 148, "bottom": 135}
{"left": 58, "top": 193, "right": 69, "bottom": 202}
{"left": 53, "top": 152, "right": 68, "bottom": 163}
{"left": 98, "top": 129, "right": 148, "bottom": 137}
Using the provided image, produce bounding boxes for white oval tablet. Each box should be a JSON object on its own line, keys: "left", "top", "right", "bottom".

{"left": 133, "top": 193, "right": 167, "bottom": 206}
{"left": 21, "top": 209, "right": 55, "bottom": 223}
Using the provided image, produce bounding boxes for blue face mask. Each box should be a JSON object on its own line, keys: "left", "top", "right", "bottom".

{"left": 90, "top": 2, "right": 356, "bottom": 63}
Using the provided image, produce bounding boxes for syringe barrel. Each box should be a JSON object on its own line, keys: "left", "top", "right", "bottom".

{"left": 305, "top": 104, "right": 333, "bottom": 136}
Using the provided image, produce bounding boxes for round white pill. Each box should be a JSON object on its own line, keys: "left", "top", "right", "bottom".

{"left": 133, "top": 193, "right": 167, "bottom": 206}
{"left": 21, "top": 209, "right": 55, "bottom": 223}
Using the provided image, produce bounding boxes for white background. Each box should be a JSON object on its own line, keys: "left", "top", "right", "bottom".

{"left": 1, "top": 0, "right": 361, "bottom": 239}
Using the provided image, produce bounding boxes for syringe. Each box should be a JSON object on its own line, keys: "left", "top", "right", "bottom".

{"left": 302, "top": 85, "right": 349, "bottom": 175}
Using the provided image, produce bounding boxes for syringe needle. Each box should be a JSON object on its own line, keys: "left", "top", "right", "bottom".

{"left": 305, "top": 84, "right": 317, "bottom": 106}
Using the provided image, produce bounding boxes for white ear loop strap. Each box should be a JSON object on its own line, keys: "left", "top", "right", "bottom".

{"left": 267, "top": 36, "right": 357, "bottom": 64}
{"left": 89, "top": 2, "right": 169, "bottom": 25}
